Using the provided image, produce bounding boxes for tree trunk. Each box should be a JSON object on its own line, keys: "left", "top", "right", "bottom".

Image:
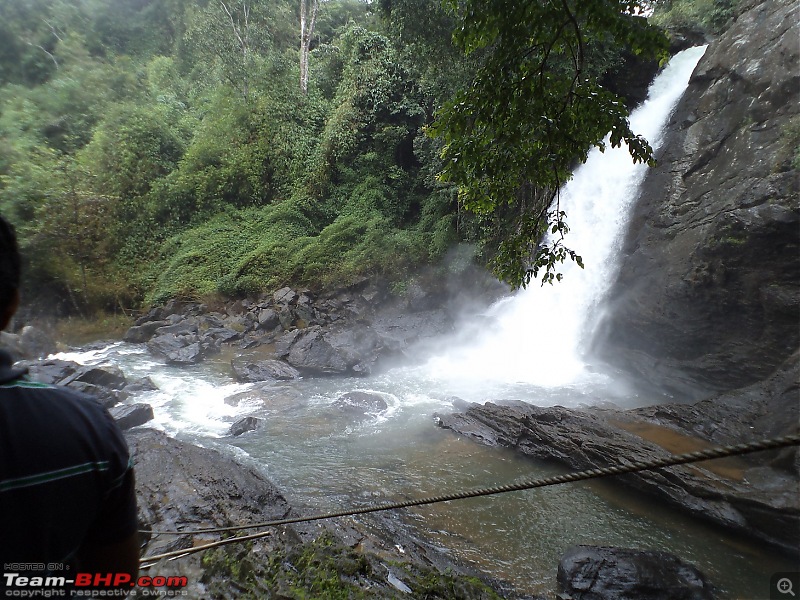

{"left": 299, "top": 0, "right": 319, "bottom": 94}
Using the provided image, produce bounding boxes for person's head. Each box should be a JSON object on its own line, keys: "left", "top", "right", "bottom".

{"left": 0, "top": 215, "right": 21, "bottom": 330}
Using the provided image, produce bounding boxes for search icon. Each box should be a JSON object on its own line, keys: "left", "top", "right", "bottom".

{"left": 778, "top": 578, "right": 796, "bottom": 597}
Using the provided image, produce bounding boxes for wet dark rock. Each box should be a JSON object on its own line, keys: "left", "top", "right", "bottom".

{"left": 371, "top": 309, "right": 452, "bottom": 355}
{"left": 17, "top": 359, "right": 130, "bottom": 408}
{"left": 402, "top": 282, "right": 443, "bottom": 313}
{"left": 134, "top": 307, "right": 162, "bottom": 326}
{"left": 297, "top": 291, "right": 314, "bottom": 305}
{"left": 61, "top": 363, "right": 127, "bottom": 390}
{"left": 332, "top": 391, "right": 388, "bottom": 414}
{"left": 230, "top": 357, "right": 300, "bottom": 382}
{"left": 20, "top": 358, "right": 80, "bottom": 384}
{"left": 275, "top": 324, "right": 390, "bottom": 376}
{"left": 631, "top": 351, "right": 799, "bottom": 451}
{"left": 276, "top": 326, "right": 349, "bottom": 375}
{"left": 201, "top": 327, "right": 241, "bottom": 344}
{"left": 448, "top": 397, "right": 474, "bottom": 412}
{"left": 135, "top": 300, "right": 193, "bottom": 326}
{"left": 110, "top": 403, "right": 154, "bottom": 430}
{"left": 154, "top": 319, "right": 199, "bottom": 337}
{"left": 229, "top": 416, "right": 262, "bottom": 437}
{"left": 127, "top": 428, "right": 292, "bottom": 558}
{"left": 257, "top": 308, "right": 279, "bottom": 329}
{"left": 239, "top": 330, "right": 276, "bottom": 349}
{"left": 323, "top": 325, "right": 388, "bottom": 375}
{"left": 594, "top": 0, "right": 800, "bottom": 397}
{"left": 274, "top": 287, "right": 299, "bottom": 305}
{"left": 147, "top": 334, "right": 206, "bottom": 365}
{"left": 123, "top": 320, "right": 168, "bottom": 343}
{"left": 66, "top": 381, "right": 125, "bottom": 408}
{"left": 199, "top": 314, "right": 226, "bottom": 328}
{"left": 124, "top": 376, "right": 159, "bottom": 394}
{"left": 274, "top": 329, "right": 303, "bottom": 354}
{"left": 667, "top": 26, "right": 711, "bottom": 53}
{"left": 293, "top": 304, "right": 317, "bottom": 326}
{"left": 221, "top": 314, "right": 250, "bottom": 333}
{"left": 277, "top": 306, "right": 294, "bottom": 329}
{"left": 557, "top": 546, "right": 715, "bottom": 600}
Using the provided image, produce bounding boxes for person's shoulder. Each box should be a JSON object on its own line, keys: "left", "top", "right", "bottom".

{"left": 1, "top": 379, "right": 124, "bottom": 443}
{"left": 2, "top": 377, "right": 104, "bottom": 409}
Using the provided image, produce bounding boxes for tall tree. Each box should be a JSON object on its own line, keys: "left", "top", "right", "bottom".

{"left": 429, "top": 0, "right": 668, "bottom": 288}
{"left": 299, "top": 0, "right": 319, "bottom": 94}
{"left": 219, "top": 0, "right": 252, "bottom": 100}
{"left": 185, "top": 0, "right": 267, "bottom": 101}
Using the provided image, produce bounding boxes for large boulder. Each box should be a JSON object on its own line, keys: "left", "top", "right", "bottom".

{"left": 123, "top": 320, "right": 168, "bottom": 343}
{"left": 126, "top": 428, "right": 292, "bottom": 558}
{"left": 17, "top": 360, "right": 130, "bottom": 408}
{"left": 230, "top": 357, "right": 300, "bottom": 382}
{"left": 154, "top": 319, "right": 199, "bottom": 337}
{"left": 275, "top": 327, "right": 350, "bottom": 375}
{"left": 19, "top": 358, "right": 80, "bottom": 384}
{"left": 201, "top": 327, "right": 241, "bottom": 344}
{"left": 273, "top": 287, "right": 299, "bottom": 305}
{"left": 124, "top": 376, "right": 159, "bottom": 394}
{"left": 256, "top": 308, "right": 280, "bottom": 330}
{"left": 147, "top": 333, "right": 207, "bottom": 365}
{"left": 65, "top": 381, "right": 125, "bottom": 408}
{"left": 110, "top": 403, "right": 154, "bottom": 430}
{"left": 274, "top": 325, "right": 387, "bottom": 376}
{"left": 61, "top": 364, "right": 128, "bottom": 390}
{"left": 593, "top": 0, "right": 800, "bottom": 396}
{"left": 557, "top": 546, "right": 714, "bottom": 600}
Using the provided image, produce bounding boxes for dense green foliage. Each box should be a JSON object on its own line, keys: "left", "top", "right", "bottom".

{"left": 650, "top": 0, "right": 738, "bottom": 34}
{"left": 0, "top": 0, "right": 678, "bottom": 313}
{"left": 430, "top": 0, "right": 668, "bottom": 287}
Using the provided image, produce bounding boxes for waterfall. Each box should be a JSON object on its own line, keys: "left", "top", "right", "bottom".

{"left": 421, "top": 46, "right": 708, "bottom": 392}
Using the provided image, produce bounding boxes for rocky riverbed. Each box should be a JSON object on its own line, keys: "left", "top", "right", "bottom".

{"left": 5, "top": 278, "right": 777, "bottom": 597}
{"left": 435, "top": 351, "right": 800, "bottom": 557}
{"left": 5, "top": 283, "right": 796, "bottom": 598}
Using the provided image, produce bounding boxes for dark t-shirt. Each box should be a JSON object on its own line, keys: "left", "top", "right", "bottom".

{"left": 0, "top": 350, "right": 137, "bottom": 568}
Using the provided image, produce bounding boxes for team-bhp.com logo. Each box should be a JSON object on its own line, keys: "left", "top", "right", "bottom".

{"left": 3, "top": 571, "right": 188, "bottom": 597}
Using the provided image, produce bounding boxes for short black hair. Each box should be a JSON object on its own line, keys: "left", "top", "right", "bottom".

{"left": 0, "top": 215, "right": 21, "bottom": 313}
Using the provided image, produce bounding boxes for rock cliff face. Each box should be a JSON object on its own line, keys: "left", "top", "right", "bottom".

{"left": 594, "top": 0, "right": 799, "bottom": 396}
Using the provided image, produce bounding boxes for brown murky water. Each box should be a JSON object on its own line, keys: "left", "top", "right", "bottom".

{"left": 609, "top": 418, "right": 749, "bottom": 481}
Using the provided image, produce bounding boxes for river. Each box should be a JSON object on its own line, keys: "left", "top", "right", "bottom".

{"left": 54, "top": 46, "right": 795, "bottom": 598}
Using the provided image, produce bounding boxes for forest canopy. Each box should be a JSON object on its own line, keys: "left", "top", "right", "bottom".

{"left": 0, "top": 0, "right": 714, "bottom": 315}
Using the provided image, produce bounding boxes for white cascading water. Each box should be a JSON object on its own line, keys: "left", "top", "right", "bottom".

{"left": 421, "top": 45, "right": 707, "bottom": 391}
